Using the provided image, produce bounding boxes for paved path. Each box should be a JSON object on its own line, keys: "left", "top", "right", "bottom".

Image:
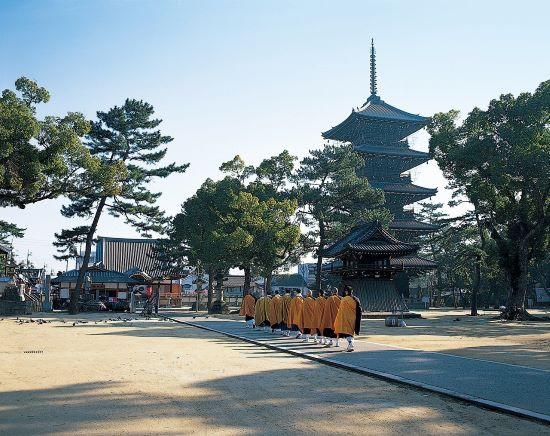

{"left": 161, "top": 312, "right": 550, "bottom": 424}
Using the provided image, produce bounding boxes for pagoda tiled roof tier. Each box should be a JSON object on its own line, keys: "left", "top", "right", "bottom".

{"left": 389, "top": 219, "right": 440, "bottom": 232}
{"left": 347, "top": 242, "right": 418, "bottom": 255}
{"left": 355, "top": 144, "right": 430, "bottom": 161}
{"left": 322, "top": 95, "right": 429, "bottom": 144}
{"left": 370, "top": 181, "right": 437, "bottom": 197}
{"left": 323, "top": 220, "right": 417, "bottom": 258}
{"left": 390, "top": 255, "right": 437, "bottom": 270}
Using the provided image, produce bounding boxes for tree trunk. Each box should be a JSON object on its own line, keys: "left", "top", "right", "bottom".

{"left": 207, "top": 266, "right": 214, "bottom": 309}
{"left": 503, "top": 239, "right": 530, "bottom": 320}
{"left": 216, "top": 272, "right": 224, "bottom": 302}
{"left": 471, "top": 254, "right": 481, "bottom": 316}
{"left": 243, "top": 266, "right": 251, "bottom": 296}
{"left": 315, "top": 219, "right": 326, "bottom": 292}
{"left": 471, "top": 210, "right": 485, "bottom": 316}
{"left": 452, "top": 285, "right": 457, "bottom": 308}
{"left": 69, "top": 196, "right": 107, "bottom": 314}
{"left": 265, "top": 271, "right": 273, "bottom": 295}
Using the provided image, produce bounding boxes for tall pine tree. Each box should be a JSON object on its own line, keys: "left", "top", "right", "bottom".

{"left": 56, "top": 99, "right": 188, "bottom": 313}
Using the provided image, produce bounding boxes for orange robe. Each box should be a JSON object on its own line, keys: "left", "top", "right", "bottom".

{"left": 302, "top": 296, "right": 317, "bottom": 330}
{"left": 334, "top": 295, "right": 361, "bottom": 337}
{"left": 269, "top": 294, "right": 284, "bottom": 326}
{"left": 288, "top": 295, "right": 304, "bottom": 331}
{"left": 320, "top": 295, "right": 341, "bottom": 331}
{"left": 282, "top": 294, "right": 292, "bottom": 325}
{"left": 239, "top": 294, "right": 256, "bottom": 318}
{"left": 313, "top": 296, "right": 326, "bottom": 332}
{"left": 255, "top": 296, "right": 271, "bottom": 326}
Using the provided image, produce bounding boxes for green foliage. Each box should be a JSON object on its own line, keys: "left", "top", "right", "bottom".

{"left": 52, "top": 226, "right": 90, "bottom": 261}
{"left": 0, "top": 77, "right": 93, "bottom": 209}
{"left": 168, "top": 152, "right": 302, "bottom": 298}
{"left": 0, "top": 220, "right": 25, "bottom": 244}
{"left": 295, "top": 143, "right": 388, "bottom": 289}
{"left": 61, "top": 99, "right": 188, "bottom": 235}
{"left": 57, "top": 99, "right": 187, "bottom": 312}
{"left": 428, "top": 80, "right": 550, "bottom": 318}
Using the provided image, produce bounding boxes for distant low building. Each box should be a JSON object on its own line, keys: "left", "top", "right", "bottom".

{"left": 94, "top": 236, "right": 182, "bottom": 307}
{"left": 223, "top": 275, "right": 262, "bottom": 297}
{"left": 17, "top": 268, "right": 46, "bottom": 291}
{"left": 272, "top": 274, "right": 308, "bottom": 294}
{"left": 51, "top": 265, "right": 143, "bottom": 303}
{"left": 0, "top": 243, "right": 14, "bottom": 277}
{"left": 298, "top": 263, "right": 317, "bottom": 287}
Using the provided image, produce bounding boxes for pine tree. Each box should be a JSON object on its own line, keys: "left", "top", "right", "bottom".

{"left": 57, "top": 99, "right": 188, "bottom": 313}
{"left": 295, "top": 143, "right": 388, "bottom": 291}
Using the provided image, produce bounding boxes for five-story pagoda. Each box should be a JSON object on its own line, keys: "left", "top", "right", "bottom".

{"left": 322, "top": 40, "right": 438, "bottom": 242}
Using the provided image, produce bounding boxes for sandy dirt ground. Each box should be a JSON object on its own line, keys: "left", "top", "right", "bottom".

{"left": 1, "top": 313, "right": 549, "bottom": 436}
{"left": 357, "top": 309, "right": 550, "bottom": 370}
{"left": 212, "top": 308, "right": 550, "bottom": 370}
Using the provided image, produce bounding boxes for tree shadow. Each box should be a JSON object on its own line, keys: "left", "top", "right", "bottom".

{"left": 4, "top": 370, "right": 547, "bottom": 435}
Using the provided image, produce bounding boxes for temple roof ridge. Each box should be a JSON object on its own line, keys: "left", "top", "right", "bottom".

{"left": 323, "top": 220, "right": 417, "bottom": 258}
{"left": 370, "top": 181, "right": 437, "bottom": 196}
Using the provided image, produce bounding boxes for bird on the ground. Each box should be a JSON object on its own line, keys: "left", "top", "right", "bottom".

{"left": 72, "top": 322, "right": 76, "bottom": 326}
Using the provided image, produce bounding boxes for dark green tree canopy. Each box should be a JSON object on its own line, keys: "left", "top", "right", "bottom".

{"left": 428, "top": 79, "right": 550, "bottom": 319}
{"left": 0, "top": 77, "right": 93, "bottom": 208}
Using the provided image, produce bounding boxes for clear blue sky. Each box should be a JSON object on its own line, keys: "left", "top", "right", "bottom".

{"left": 1, "top": 0, "right": 549, "bottom": 272}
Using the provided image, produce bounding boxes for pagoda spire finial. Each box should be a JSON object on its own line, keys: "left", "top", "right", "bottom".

{"left": 370, "top": 38, "right": 377, "bottom": 96}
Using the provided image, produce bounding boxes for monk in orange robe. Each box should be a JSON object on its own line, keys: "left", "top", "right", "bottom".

{"left": 269, "top": 291, "right": 284, "bottom": 334}
{"left": 281, "top": 290, "right": 292, "bottom": 337}
{"left": 321, "top": 287, "right": 341, "bottom": 347}
{"left": 334, "top": 285, "right": 362, "bottom": 351}
{"left": 301, "top": 290, "right": 317, "bottom": 342}
{"left": 312, "top": 290, "right": 326, "bottom": 344}
{"left": 239, "top": 292, "right": 256, "bottom": 328}
{"left": 255, "top": 292, "right": 272, "bottom": 331}
{"left": 288, "top": 290, "right": 304, "bottom": 338}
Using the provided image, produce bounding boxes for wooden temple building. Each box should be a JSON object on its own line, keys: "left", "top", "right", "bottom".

{"left": 323, "top": 221, "right": 418, "bottom": 311}
{"left": 322, "top": 41, "right": 437, "bottom": 310}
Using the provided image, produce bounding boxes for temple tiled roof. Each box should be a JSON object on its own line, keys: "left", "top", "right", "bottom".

{"left": 370, "top": 181, "right": 437, "bottom": 196}
{"left": 390, "top": 255, "right": 437, "bottom": 269}
{"left": 322, "top": 96, "right": 429, "bottom": 144}
{"left": 323, "top": 221, "right": 417, "bottom": 258}
{"left": 0, "top": 243, "right": 11, "bottom": 255}
{"left": 95, "top": 237, "right": 165, "bottom": 279}
{"left": 356, "top": 95, "right": 428, "bottom": 123}
{"left": 354, "top": 144, "right": 430, "bottom": 160}
{"left": 51, "top": 266, "right": 143, "bottom": 284}
{"left": 389, "top": 219, "right": 440, "bottom": 231}
{"left": 347, "top": 242, "right": 418, "bottom": 255}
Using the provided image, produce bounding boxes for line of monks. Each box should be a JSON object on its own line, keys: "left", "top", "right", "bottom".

{"left": 239, "top": 285, "right": 362, "bottom": 352}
